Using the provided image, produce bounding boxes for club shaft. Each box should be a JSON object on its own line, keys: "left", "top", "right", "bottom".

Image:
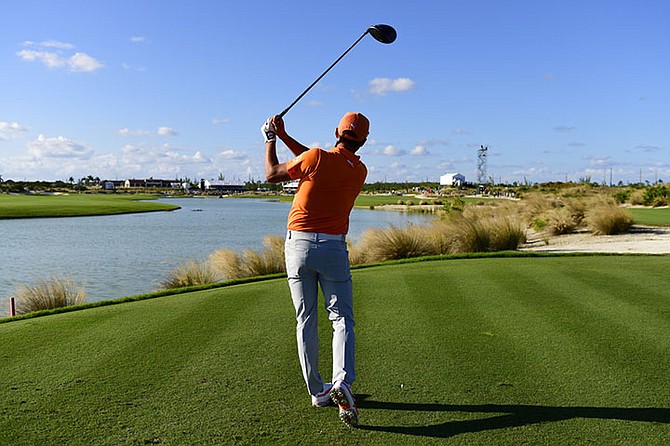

{"left": 279, "top": 30, "right": 370, "bottom": 118}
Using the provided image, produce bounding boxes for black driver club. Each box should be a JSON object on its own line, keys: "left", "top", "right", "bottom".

{"left": 278, "top": 24, "right": 397, "bottom": 118}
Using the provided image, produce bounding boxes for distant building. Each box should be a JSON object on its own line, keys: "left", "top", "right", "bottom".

{"left": 123, "top": 178, "right": 181, "bottom": 188}
{"left": 283, "top": 180, "right": 300, "bottom": 194}
{"left": 440, "top": 173, "right": 465, "bottom": 187}
{"left": 102, "top": 180, "right": 125, "bottom": 190}
{"left": 199, "top": 179, "right": 245, "bottom": 193}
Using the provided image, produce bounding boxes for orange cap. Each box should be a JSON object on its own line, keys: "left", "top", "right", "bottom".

{"left": 337, "top": 112, "right": 370, "bottom": 142}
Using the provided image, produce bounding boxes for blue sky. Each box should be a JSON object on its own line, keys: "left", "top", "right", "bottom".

{"left": 1, "top": 0, "right": 668, "bottom": 185}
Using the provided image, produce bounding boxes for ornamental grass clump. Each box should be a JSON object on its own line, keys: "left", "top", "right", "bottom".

{"left": 159, "top": 260, "right": 221, "bottom": 290}
{"left": 447, "top": 214, "right": 526, "bottom": 253}
{"left": 15, "top": 276, "right": 86, "bottom": 314}
{"left": 209, "top": 235, "right": 285, "bottom": 280}
{"left": 585, "top": 204, "right": 634, "bottom": 235}
{"left": 348, "top": 225, "right": 436, "bottom": 264}
{"left": 543, "top": 207, "right": 580, "bottom": 235}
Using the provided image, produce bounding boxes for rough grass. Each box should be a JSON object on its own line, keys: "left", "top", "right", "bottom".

{"left": 1, "top": 255, "right": 668, "bottom": 445}
{"left": 15, "top": 276, "right": 86, "bottom": 314}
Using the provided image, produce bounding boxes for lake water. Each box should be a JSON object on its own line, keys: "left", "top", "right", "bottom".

{"left": 0, "top": 198, "right": 433, "bottom": 315}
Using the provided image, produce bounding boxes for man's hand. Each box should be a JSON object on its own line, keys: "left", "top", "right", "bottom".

{"left": 261, "top": 117, "right": 276, "bottom": 143}
{"left": 272, "top": 115, "right": 286, "bottom": 139}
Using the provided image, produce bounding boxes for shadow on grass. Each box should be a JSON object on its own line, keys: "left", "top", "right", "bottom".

{"left": 356, "top": 396, "right": 670, "bottom": 438}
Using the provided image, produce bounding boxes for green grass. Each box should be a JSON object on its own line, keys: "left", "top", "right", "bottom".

{"left": 0, "top": 194, "right": 180, "bottom": 218}
{"left": 1, "top": 255, "right": 669, "bottom": 445}
{"left": 627, "top": 207, "right": 670, "bottom": 226}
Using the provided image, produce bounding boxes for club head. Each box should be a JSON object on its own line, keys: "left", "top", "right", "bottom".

{"left": 367, "top": 24, "right": 397, "bottom": 44}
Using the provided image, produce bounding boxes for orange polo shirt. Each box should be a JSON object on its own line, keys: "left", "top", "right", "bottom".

{"left": 285, "top": 146, "right": 367, "bottom": 235}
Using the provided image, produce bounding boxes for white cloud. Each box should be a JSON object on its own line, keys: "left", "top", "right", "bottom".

{"left": 583, "top": 156, "right": 611, "bottom": 166}
{"left": 130, "top": 36, "right": 146, "bottom": 43}
{"left": 452, "top": 128, "right": 470, "bottom": 135}
{"left": 383, "top": 145, "right": 406, "bottom": 156}
{"left": 28, "top": 135, "right": 93, "bottom": 159}
{"left": 118, "top": 128, "right": 152, "bottom": 137}
{"left": 157, "top": 127, "right": 178, "bottom": 136}
{"left": 369, "top": 77, "right": 416, "bottom": 96}
{"left": 16, "top": 41, "right": 103, "bottom": 72}
{"left": 212, "top": 117, "right": 229, "bottom": 125}
{"left": 16, "top": 49, "right": 66, "bottom": 69}
{"left": 0, "top": 122, "right": 28, "bottom": 141}
{"left": 23, "top": 40, "right": 75, "bottom": 50}
{"left": 68, "top": 52, "right": 104, "bottom": 72}
{"left": 216, "top": 149, "right": 247, "bottom": 160}
{"left": 410, "top": 145, "right": 429, "bottom": 156}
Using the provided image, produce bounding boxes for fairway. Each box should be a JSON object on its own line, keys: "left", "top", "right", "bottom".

{"left": 0, "top": 194, "right": 180, "bottom": 218}
{"left": 627, "top": 207, "right": 670, "bottom": 226}
{"left": 1, "top": 255, "right": 668, "bottom": 445}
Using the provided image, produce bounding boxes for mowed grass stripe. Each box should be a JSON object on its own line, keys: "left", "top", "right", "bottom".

{"left": 0, "top": 194, "right": 179, "bottom": 218}
{"left": 1, "top": 256, "right": 669, "bottom": 445}
{"left": 352, "top": 257, "right": 669, "bottom": 444}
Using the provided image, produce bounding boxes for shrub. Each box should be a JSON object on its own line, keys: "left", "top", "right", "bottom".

{"left": 613, "top": 189, "right": 630, "bottom": 204}
{"left": 643, "top": 186, "right": 668, "bottom": 207}
{"left": 533, "top": 217, "right": 547, "bottom": 232}
{"left": 15, "top": 276, "right": 86, "bottom": 314}
{"left": 586, "top": 204, "right": 634, "bottom": 235}
{"left": 159, "top": 260, "right": 221, "bottom": 289}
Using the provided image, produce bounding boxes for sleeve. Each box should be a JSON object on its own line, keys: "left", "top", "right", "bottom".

{"left": 285, "top": 148, "right": 320, "bottom": 180}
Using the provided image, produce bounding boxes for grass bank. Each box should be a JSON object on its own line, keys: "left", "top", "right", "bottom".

{"left": 1, "top": 254, "right": 668, "bottom": 445}
{"left": 0, "top": 194, "right": 180, "bottom": 219}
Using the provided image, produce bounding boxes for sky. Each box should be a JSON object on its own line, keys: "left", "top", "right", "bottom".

{"left": 1, "top": 0, "right": 668, "bottom": 185}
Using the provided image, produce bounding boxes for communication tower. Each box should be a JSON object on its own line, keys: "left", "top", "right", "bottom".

{"left": 477, "top": 145, "right": 488, "bottom": 185}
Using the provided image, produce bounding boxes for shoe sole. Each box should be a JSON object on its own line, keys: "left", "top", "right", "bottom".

{"left": 330, "top": 387, "right": 359, "bottom": 427}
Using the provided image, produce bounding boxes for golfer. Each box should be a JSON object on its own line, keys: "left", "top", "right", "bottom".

{"left": 262, "top": 112, "right": 369, "bottom": 427}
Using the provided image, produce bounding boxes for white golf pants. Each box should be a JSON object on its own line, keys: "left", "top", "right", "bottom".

{"left": 284, "top": 230, "right": 356, "bottom": 397}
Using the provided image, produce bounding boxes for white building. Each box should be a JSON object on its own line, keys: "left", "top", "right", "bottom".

{"left": 440, "top": 173, "right": 465, "bottom": 187}
{"left": 283, "top": 180, "right": 300, "bottom": 193}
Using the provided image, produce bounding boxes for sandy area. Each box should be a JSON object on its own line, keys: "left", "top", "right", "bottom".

{"left": 520, "top": 226, "right": 670, "bottom": 254}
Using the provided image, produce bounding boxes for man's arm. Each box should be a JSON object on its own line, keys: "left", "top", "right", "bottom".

{"left": 265, "top": 140, "right": 292, "bottom": 183}
{"left": 262, "top": 118, "right": 293, "bottom": 183}
{"left": 273, "top": 115, "right": 309, "bottom": 156}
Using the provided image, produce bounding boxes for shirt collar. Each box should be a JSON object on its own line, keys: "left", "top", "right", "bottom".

{"left": 331, "top": 146, "right": 361, "bottom": 164}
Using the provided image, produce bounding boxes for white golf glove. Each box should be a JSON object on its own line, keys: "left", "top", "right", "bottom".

{"left": 261, "top": 118, "right": 276, "bottom": 143}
